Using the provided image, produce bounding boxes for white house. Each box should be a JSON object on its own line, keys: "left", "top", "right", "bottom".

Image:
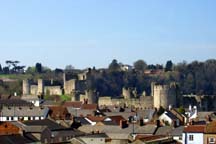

{"left": 159, "top": 111, "right": 180, "bottom": 126}
{"left": 182, "top": 125, "right": 205, "bottom": 144}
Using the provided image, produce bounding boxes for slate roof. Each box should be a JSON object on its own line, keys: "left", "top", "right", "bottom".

{"left": 170, "top": 126, "right": 184, "bottom": 136}
{"left": 78, "top": 124, "right": 157, "bottom": 135}
{"left": 0, "top": 99, "right": 33, "bottom": 107}
{"left": 0, "top": 106, "right": 49, "bottom": 117}
{"left": 0, "top": 134, "right": 37, "bottom": 144}
{"left": 136, "top": 109, "right": 156, "bottom": 120}
{"left": 67, "top": 108, "right": 94, "bottom": 117}
{"left": 23, "top": 119, "right": 66, "bottom": 131}
{"left": 164, "top": 111, "right": 178, "bottom": 120}
{"left": 155, "top": 126, "right": 173, "bottom": 135}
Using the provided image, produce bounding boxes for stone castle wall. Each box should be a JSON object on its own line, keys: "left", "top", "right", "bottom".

{"left": 44, "top": 86, "right": 62, "bottom": 95}
{"left": 64, "top": 79, "right": 76, "bottom": 95}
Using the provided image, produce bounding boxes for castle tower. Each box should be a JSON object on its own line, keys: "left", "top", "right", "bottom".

{"left": 85, "top": 89, "right": 98, "bottom": 104}
{"left": 23, "top": 79, "right": 30, "bottom": 95}
{"left": 37, "top": 79, "right": 44, "bottom": 95}
{"left": 63, "top": 73, "right": 66, "bottom": 90}
{"left": 153, "top": 83, "right": 177, "bottom": 109}
{"left": 122, "top": 87, "right": 132, "bottom": 99}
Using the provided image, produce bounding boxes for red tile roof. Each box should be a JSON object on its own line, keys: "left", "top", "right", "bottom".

{"left": 109, "top": 116, "right": 126, "bottom": 125}
{"left": 86, "top": 116, "right": 106, "bottom": 122}
{"left": 81, "top": 104, "right": 97, "bottom": 110}
{"left": 184, "top": 125, "right": 205, "bottom": 133}
{"left": 63, "top": 101, "right": 82, "bottom": 108}
{"left": 48, "top": 106, "right": 70, "bottom": 120}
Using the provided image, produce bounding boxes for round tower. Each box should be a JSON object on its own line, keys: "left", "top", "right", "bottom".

{"left": 153, "top": 83, "right": 177, "bottom": 109}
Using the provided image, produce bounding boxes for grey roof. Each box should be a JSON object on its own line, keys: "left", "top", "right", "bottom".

{"left": 67, "top": 108, "right": 94, "bottom": 117}
{"left": 0, "top": 99, "right": 33, "bottom": 107}
{"left": 1, "top": 106, "right": 49, "bottom": 117}
{"left": 23, "top": 119, "right": 66, "bottom": 131}
{"left": 104, "top": 112, "right": 136, "bottom": 120}
{"left": 137, "top": 109, "right": 156, "bottom": 120}
{"left": 155, "top": 126, "right": 173, "bottom": 135}
{"left": 78, "top": 133, "right": 109, "bottom": 138}
{"left": 198, "top": 111, "right": 216, "bottom": 120}
{"left": 78, "top": 124, "right": 157, "bottom": 135}
{"left": 0, "top": 134, "right": 37, "bottom": 144}
{"left": 74, "top": 117, "right": 92, "bottom": 125}
{"left": 51, "top": 129, "right": 86, "bottom": 137}
{"left": 170, "top": 126, "right": 184, "bottom": 136}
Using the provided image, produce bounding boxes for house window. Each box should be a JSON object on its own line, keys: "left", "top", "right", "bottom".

{"left": 6, "top": 117, "right": 9, "bottom": 121}
{"left": 189, "top": 135, "right": 194, "bottom": 141}
{"left": 209, "top": 137, "right": 215, "bottom": 144}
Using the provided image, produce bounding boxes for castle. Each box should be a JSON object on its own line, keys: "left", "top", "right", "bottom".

{"left": 98, "top": 82, "right": 179, "bottom": 109}
{"left": 22, "top": 71, "right": 98, "bottom": 104}
{"left": 23, "top": 69, "right": 180, "bottom": 109}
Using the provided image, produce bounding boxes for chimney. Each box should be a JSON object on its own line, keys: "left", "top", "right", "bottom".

{"left": 168, "top": 105, "right": 172, "bottom": 111}
{"left": 139, "top": 119, "right": 144, "bottom": 126}
{"left": 120, "top": 120, "right": 128, "bottom": 129}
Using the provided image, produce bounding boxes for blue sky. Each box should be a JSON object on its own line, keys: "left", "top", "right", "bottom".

{"left": 0, "top": 0, "right": 216, "bottom": 69}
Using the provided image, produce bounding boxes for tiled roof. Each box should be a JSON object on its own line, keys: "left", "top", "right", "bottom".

{"left": 81, "top": 104, "right": 97, "bottom": 110}
{"left": 183, "top": 125, "right": 205, "bottom": 133}
{"left": 63, "top": 101, "right": 82, "bottom": 108}
{"left": 109, "top": 116, "right": 126, "bottom": 125}
{"left": 86, "top": 116, "right": 106, "bottom": 122}
{"left": 23, "top": 119, "right": 66, "bottom": 131}
{"left": 48, "top": 106, "right": 69, "bottom": 120}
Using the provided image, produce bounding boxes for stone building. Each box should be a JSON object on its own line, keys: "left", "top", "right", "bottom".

{"left": 153, "top": 83, "right": 178, "bottom": 109}
{"left": 22, "top": 79, "right": 62, "bottom": 96}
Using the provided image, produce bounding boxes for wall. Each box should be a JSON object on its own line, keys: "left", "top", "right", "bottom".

{"left": 98, "top": 97, "right": 113, "bottom": 106}
{"left": 44, "top": 86, "right": 62, "bottom": 95}
{"left": 64, "top": 79, "right": 76, "bottom": 95}
{"left": 30, "top": 85, "right": 38, "bottom": 95}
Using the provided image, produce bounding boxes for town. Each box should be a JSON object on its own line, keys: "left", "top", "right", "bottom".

{"left": 0, "top": 59, "right": 216, "bottom": 144}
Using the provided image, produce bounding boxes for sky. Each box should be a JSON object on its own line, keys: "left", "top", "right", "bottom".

{"left": 0, "top": 0, "right": 216, "bottom": 69}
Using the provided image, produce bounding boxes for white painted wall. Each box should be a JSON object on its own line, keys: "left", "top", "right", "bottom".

{"left": 159, "top": 112, "right": 173, "bottom": 125}
{"left": 182, "top": 133, "right": 203, "bottom": 144}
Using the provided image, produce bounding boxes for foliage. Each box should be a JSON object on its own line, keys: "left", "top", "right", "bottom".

{"left": 165, "top": 60, "right": 173, "bottom": 72}
{"left": 133, "top": 59, "right": 147, "bottom": 72}
{"left": 178, "top": 106, "right": 185, "bottom": 114}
